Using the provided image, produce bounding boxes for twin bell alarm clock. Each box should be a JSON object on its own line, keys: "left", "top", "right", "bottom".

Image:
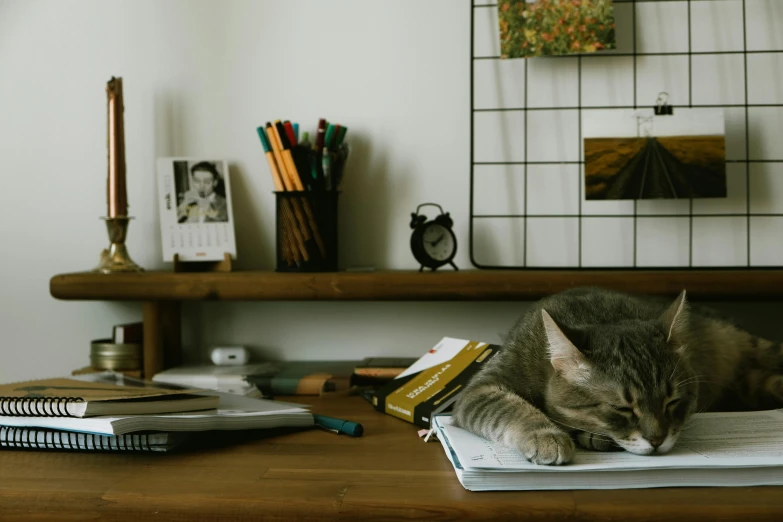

{"left": 409, "top": 203, "right": 458, "bottom": 272}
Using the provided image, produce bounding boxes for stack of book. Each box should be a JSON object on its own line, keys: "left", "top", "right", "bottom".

{"left": 0, "top": 373, "right": 313, "bottom": 453}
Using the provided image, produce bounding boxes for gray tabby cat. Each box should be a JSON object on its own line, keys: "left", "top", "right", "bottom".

{"left": 452, "top": 286, "right": 783, "bottom": 466}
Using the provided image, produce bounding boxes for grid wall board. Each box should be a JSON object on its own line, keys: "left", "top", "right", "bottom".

{"left": 469, "top": 0, "right": 783, "bottom": 269}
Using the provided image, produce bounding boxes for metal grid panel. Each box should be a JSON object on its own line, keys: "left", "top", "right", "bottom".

{"left": 469, "top": 0, "right": 783, "bottom": 269}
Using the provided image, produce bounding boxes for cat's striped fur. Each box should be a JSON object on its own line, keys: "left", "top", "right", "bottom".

{"left": 451, "top": 287, "right": 783, "bottom": 466}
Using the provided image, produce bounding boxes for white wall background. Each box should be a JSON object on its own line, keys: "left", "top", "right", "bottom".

{"left": 1, "top": 0, "right": 782, "bottom": 384}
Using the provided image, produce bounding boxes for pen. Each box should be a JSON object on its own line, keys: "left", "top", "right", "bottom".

{"left": 259, "top": 125, "right": 308, "bottom": 263}
{"left": 276, "top": 120, "right": 327, "bottom": 258}
{"left": 324, "top": 124, "right": 336, "bottom": 150}
{"left": 336, "top": 126, "right": 348, "bottom": 147}
{"left": 315, "top": 118, "right": 327, "bottom": 151}
{"left": 332, "top": 124, "right": 341, "bottom": 148}
{"left": 283, "top": 121, "right": 297, "bottom": 149}
{"left": 313, "top": 414, "right": 363, "bottom": 437}
{"left": 322, "top": 147, "right": 332, "bottom": 190}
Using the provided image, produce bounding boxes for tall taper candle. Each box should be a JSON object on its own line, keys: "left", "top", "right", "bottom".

{"left": 106, "top": 77, "right": 127, "bottom": 217}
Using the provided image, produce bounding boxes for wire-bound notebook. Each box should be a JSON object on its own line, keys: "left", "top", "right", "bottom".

{"left": 0, "top": 377, "right": 219, "bottom": 418}
{"left": 0, "top": 426, "right": 187, "bottom": 452}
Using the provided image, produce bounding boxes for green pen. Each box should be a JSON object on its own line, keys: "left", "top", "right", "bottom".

{"left": 324, "top": 124, "right": 336, "bottom": 150}
{"left": 313, "top": 414, "right": 363, "bottom": 437}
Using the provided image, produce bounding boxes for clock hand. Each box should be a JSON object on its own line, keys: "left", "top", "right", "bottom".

{"left": 430, "top": 234, "right": 445, "bottom": 246}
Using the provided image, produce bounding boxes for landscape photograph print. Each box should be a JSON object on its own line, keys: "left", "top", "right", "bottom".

{"left": 498, "top": 0, "right": 616, "bottom": 59}
{"left": 583, "top": 108, "right": 727, "bottom": 200}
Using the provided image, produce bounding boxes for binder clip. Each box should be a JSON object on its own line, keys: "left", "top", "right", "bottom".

{"left": 654, "top": 92, "right": 673, "bottom": 115}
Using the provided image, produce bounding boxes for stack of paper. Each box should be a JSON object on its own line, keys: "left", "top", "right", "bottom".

{"left": 433, "top": 410, "right": 783, "bottom": 491}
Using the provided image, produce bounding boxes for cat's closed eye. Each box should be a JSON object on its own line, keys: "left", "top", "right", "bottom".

{"left": 610, "top": 404, "right": 634, "bottom": 414}
{"left": 664, "top": 398, "right": 681, "bottom": 410}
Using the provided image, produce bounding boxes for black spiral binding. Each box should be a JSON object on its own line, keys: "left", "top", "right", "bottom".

{"left": 0, "top": 397, "right": 84, "bottom": 417}
{"left": 0, "top": 426, "right": 154, "bottom": 451}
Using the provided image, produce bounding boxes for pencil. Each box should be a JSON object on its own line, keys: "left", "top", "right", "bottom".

{"left": 274, "top": 120, "right": 327, "bottom": 260}
{"left": 257, "top": 126, "right": 309, "bottom": 262}
{"left": 268, "top": 122, "right": 316, "bottom": 258}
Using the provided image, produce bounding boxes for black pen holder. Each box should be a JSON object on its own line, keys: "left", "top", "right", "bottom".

{"left": 274, "top": 190, "right": 339, "bottom": 272}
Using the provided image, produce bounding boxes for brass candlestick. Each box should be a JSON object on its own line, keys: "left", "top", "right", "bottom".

{"left": 94, "top": 216, "right": 144, "bottom": 273}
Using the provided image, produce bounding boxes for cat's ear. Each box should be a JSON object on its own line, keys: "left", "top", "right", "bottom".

{"left": 541, "top": 310, "right": 591, "bottom": 382}
{"left": 660, "top": 289, "right": 689, "bottom": 345}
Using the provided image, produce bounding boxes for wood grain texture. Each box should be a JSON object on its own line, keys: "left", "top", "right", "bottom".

{"left": 1, "top": 396, "right": 781, "bottom": 521}
{"left": 49, "top": 269, "right": 783, "bottom": 302}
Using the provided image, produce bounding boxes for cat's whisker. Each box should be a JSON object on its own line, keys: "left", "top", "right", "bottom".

{"left": 675, "top": 374, "right": 707, "bottom": 387}
{"left": 669, "top": 355, "right": 685, "bottom": 382}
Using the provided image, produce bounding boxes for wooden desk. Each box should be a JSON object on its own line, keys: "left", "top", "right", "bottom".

{"left": 2, "top": 395, "right": 782, "bottom": 521}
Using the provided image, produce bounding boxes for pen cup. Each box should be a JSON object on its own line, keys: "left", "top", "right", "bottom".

{"left": 275, "top": 190, "right": 339, "bottom": 272}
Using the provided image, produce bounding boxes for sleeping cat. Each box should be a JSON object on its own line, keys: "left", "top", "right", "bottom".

{"left": 451, "top": 286, "right": 783, "bottom": 466}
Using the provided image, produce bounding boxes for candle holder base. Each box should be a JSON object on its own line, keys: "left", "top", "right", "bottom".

{"left": 93, "top": 216, "right": 144, "bottom": 274}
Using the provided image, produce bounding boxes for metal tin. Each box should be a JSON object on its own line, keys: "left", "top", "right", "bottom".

{"left": 90, "top": 339, "right": 141, "bottom": 370}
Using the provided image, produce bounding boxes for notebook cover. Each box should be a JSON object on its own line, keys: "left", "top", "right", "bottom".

{"left": 0, "top": 378, "right": 201, "bottom": 402}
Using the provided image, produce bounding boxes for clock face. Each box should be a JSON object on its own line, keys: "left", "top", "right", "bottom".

{"left": 421, "top": 223, "right": 455, "bottom": 262}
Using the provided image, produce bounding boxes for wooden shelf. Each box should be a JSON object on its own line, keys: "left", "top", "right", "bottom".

{"left": 49, "top": 269, "right": 783, "bottom": 302}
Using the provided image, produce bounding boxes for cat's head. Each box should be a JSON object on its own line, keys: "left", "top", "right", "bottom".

{"left": 542, "top": 290, "right": 698, "bottom": 456}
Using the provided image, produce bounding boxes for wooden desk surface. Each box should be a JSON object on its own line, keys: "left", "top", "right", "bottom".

{"left": 2, "top": 395, "right": 782, "bottom": 521}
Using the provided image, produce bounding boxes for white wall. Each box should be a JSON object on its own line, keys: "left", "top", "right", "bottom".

{"left": 1, "top": 0, "right": 782, "bottom": 383}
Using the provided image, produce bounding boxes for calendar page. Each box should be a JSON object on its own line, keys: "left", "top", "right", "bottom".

{"left": 156, "top": 157, "right": 237, "bottom": 262}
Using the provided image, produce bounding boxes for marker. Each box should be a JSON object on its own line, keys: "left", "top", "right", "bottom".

{"left": 313, "top": 414, "right": 363, "bottom": 437}
{"left": 336, "top": 126, "right": 348, "bottom": 147}
{"left": 292, "top": 122, "right": 299, "bottom": 143}
{"left": 283, "top": 121, "right": 297, "bottom": 149}
{"left": 256, "top": 127, "right": 284, "bottom": 192}
{"left": 314, "top": 118, "right": 327, "bottom": 151}
{"left": 331, "top": 124, "right": 341, "bottom": 148}
{"left": 324, "top": 124, "right": 336, "bottom": 150}
{"left": 322, "top": 147, "right": 333, "bottom": 190}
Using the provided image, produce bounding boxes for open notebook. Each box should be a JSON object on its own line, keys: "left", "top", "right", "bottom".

{"left": 0, "top": 377, "right": 218, "bottom": 417}
{"left": 432, "top": 409, "right": 783, "bottom": 491}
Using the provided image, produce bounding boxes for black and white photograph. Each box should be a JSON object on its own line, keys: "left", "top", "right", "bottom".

{"left": 157, "top": 157, "right": 237, "bottom": 262}
{"left": 173, "top": 160, "right": 230, "bottom": 223}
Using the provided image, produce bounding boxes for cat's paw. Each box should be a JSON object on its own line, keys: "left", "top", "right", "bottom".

{"left": 765, "top": 375, "right": 783, "bottom": 402}
{"left": 576, "top": 431, "right": 621, "bottom": 452}
{"left": 516, "top": 427, "right": 575, "bottom": 465}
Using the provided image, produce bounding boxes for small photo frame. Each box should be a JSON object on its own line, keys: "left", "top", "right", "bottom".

{"left": 156, "top": 157, "right": 237, "bottom": 262}
{"left": 583, "top": 108, "right": 727, "bottom": 200}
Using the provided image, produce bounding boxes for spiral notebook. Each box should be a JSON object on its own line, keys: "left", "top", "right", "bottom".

{"left": 0, "top": 426, "right": 187, "bottom": 453}
{"left": 0, "top": 378, "right": 219, "bottom": 418}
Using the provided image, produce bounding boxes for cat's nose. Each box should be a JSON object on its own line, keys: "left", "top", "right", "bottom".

{"left": 649, "top": 437, "right": 665, "bottom": 449}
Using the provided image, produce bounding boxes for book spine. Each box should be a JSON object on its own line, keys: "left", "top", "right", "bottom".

{"left": 0, "top": 426, "right": 156, "bottom": 451}
{"left": 0, "top": 397, "right": 83, "bottom": 417}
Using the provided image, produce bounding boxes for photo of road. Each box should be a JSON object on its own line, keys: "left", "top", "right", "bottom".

{"left": 585, "top": 135, "right": 726, "bottom": 200}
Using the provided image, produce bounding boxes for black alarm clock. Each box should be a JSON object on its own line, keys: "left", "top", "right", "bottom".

{"left": 409, "top": 203, "right": 458, "bottom": 272}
